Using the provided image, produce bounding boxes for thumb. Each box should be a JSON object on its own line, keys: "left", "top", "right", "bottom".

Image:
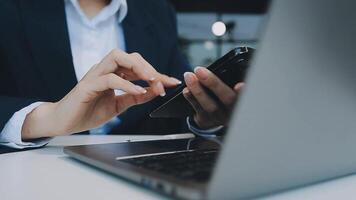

{"left": 115, "top": 88, "right": 156, "bottom": 113}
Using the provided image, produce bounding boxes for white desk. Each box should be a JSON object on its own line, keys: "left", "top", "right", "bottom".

{"left": 1, "top": 135, "right": 356, "bottom": 200}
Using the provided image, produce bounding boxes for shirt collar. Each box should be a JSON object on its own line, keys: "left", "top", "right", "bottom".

{"left": 66, "top": 0, "right": 127, "bottom": 28}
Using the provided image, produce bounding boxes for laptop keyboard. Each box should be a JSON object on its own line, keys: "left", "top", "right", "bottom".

{"left": 120, "top": 149, "right": 219, "bottom": 183}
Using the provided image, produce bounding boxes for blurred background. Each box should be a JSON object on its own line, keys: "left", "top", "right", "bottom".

{"left": 169, "top": 0, "right": 270, "bottom": 67}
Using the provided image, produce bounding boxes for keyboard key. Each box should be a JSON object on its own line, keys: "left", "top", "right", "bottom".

{"left": 120, "top": 149, "right": 219, "bottom": 183}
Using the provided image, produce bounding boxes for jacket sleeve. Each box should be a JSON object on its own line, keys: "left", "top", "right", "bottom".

{"left": 0, "top": 101, "right": 51, "bottom": 149}
{"left": 0, "top": 96, "right": 40, "bottom": 131}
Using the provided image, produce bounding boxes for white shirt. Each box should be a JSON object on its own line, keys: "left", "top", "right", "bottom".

{"left": 0, "top": 0, "right": 128, "bottom": 149}
{"left": 66, "top": 0, "right": 127, "bottom": 81}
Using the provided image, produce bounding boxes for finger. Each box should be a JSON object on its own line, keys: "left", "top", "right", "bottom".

{"left": 146, "top": 75, "right": 180, "bottom": 97}
{"left": 121, "top": 71, "right": 181, "bottom": 87}
{"left": 129, "top": 53, "right": 172, "bottom": 96}
{"left": 94, "top": 50, "right": 154, "bottom": 82}
{"left": 157, "top": 74, "right": 182, "bottom": 87}
{"left": 130, "top": 53, "right": 180, "bottom": 96}
{"left": 115, "top": 88, "right": 156, "bottom": 112}
{"left": 194, "top": 66, "right": 237, "bottom": 106}
{"left": 116, "top": 71, "right": 166, "bottom": 97}
{"left": 113, "top": 60, "right": 181, "bottom": 87}
{"left": 183, "top": 88, "right": 204, "bottom": 114}
{"left": 234, "top": 82, "right": 245, "bottom": 92}
{"left": 93, "top": 50, "right": 180, "bottom": 97}
{"left": 95, "top": 50, "right": 135, "bottom": 75}
{"left": 94, "top": 50, "right": 164, "bottom": 96}
{"left": 91, "top": 73, "right": 147, "bottom": 95}
{"left": 127, "top": 52, "right": 157, "bottom": 81}
{"left": 131, "top": 52, "right": 181, "bottom": 86}
{"left": 184, "top": 72, "right": 219, "bottom": 113}
{"left": 184, "top": 88, "right": 222, "bottom": 129}
{"left": 151, "top": 80, "right": 166, "bottom": 97}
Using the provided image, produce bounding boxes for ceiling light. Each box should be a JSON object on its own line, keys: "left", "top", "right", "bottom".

{"left": 212, "top": 21, "right": 226, "bottom": 37}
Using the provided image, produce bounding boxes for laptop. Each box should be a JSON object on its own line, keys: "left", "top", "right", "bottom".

{"left": 64, "top": 0, "right": 356, "bottom": 199}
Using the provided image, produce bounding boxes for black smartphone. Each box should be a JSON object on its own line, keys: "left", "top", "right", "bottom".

{"left": 149, "top": 47, "right": 255, "bottom": 118}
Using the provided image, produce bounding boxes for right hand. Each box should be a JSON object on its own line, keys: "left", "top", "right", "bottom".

{"left": 183, "top": 67, "right": 244, "bottom": 129}
{"left": 22, "top": 50, "right": 181, "bottom": 139}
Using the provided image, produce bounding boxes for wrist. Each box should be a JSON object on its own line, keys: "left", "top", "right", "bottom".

{"left": 22, "top": 102, "right": 60, "bottom": 140}
{"left": 193, "top": 115, "right": 217, "bottom": 130}
{"left": 187, "top": 116, "right": 225, "bottom": 136}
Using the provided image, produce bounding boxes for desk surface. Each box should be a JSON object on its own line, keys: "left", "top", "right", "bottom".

{"left": 1, "top": 135, "right": 356, "bottom": 200}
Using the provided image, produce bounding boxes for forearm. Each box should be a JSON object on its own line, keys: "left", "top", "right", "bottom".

{"left": 0, "top": 101, "right": 51, "bottom": 149}
{"left": 0, "top": 96, "right": 40, "bottom": 129}
{"left": 21, "top": 102, "right": 62, "bottom": 140}
{"left": 21, "top": 86, "right": 88, "bottom": 139}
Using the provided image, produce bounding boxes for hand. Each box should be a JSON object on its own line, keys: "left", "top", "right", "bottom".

{"left": 22, "top": 50, "right": 181, "bottom": 139}
{"left": 183, "top": 67, "right": 244, "bottom": 129}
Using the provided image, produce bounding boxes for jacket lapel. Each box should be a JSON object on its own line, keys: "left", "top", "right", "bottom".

{"left": 114, "top": 0, "right": 161, "bottom": 131}
{"left": 19, "top": 0, "right": 160, "bottom": 102}
{"left": 123, "top": 0, "right": 160, "bottom": 70}
{"left": 19, "top": 0, "right": 77, "bottom": 101}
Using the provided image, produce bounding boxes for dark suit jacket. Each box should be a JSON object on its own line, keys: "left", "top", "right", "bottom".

{"left": 0, "top": 0, "right": 190, "bottom": 135}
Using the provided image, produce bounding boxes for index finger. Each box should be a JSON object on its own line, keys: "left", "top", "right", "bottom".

{"left": 96, "top": 50, "right": 153, "bottom": 81}
{"left": 96, "top": 50, "right": 181, "bottom": 93}
{"left": 194, "top": 66, "right": 237, "bottom": 106}
{"left": 130, "top": 52, "right": 182, "bottom": 87}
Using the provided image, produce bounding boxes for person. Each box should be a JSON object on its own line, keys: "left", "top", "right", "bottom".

{"left": 0, "top": 0, "right": 242, "bottom": 149}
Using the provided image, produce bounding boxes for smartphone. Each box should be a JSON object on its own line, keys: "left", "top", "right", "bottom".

{"left": 149, "top": 47, "right": 255, "bottom": 118}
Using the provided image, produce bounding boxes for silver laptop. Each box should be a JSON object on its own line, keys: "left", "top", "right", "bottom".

{"left": 64, "top": 0, "right": 356, "bottom": 199}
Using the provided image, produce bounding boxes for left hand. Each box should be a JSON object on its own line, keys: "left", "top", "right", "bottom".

{"left": 22, "top": 50, "right": 181, "bottom": 139}
{"left": 183, "top": 67, "right": 244, "bottom": 129}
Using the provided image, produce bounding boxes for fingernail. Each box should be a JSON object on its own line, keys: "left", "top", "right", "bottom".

{"left": 183, "top": 87, "right": 189, "bottom": 94}
{"left": 234, "top": 83, "right": 245, "bottom": 91}
{"left": 194, "top": 66, "right": 209, "bottom": 80}
{"left": 194, "top": 66, "right": 204, "bottom": 73}
{"left": 170, "top": 77, "right": 182, "bottom": 85}
{"left": 156, "top": 81, "right": 166, "bottom": 97}
{"left": 149, "top": 77, "right": 156, "bottom": 81}
{"left": 135, "top": 85, "right": 147, "bottom": 94}
{"left": 184, "top": 72, "right": 195, "bottom": 85}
